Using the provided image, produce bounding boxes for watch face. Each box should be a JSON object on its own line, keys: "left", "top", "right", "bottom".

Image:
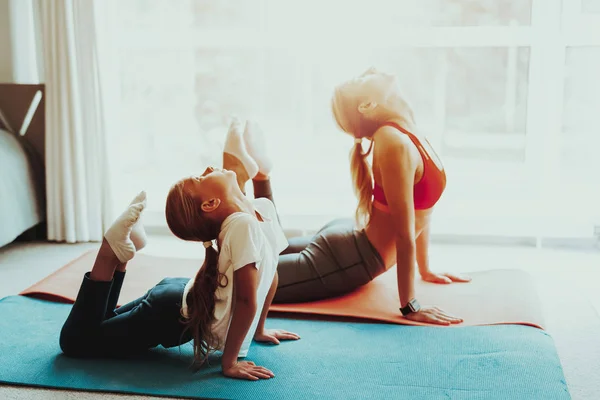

{"left": 409, "top": 299, "right": 419, "bottom": 312}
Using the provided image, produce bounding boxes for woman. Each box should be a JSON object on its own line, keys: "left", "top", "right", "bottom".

{"left": 270, "top": 68, "right": 470, "bottom": 326}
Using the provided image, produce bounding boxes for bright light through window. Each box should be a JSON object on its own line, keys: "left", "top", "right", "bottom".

{"left": 103, "top": 0, "right": 600, "bottom": 238}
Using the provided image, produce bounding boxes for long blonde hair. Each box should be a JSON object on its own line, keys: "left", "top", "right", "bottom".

{"left": 331, "top": 77, "right": 416, "bottom": 227}
{"left": 165, "top": 179, "right": 226, "bottom": 368}
{"left": 331, "top": 89, "right": 374, "bottom": 227}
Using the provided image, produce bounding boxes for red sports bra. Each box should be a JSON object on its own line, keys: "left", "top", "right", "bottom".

{"left": 372, "top": 122, "right": 446, "bottom": 211}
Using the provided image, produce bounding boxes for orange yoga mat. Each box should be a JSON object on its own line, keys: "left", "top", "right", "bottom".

{"left": 20, "top": 249, "right": 545, "bottom": 329}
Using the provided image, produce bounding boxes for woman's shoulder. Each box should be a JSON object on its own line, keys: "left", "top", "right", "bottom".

{"left": 373, "top": 124, "right": 414, "bottom": 148}
{"left": 372, "top": 126, "right": 421, "bottom": 180}
{"left": 373, "top": 125, "right": 419, "bottom": 163}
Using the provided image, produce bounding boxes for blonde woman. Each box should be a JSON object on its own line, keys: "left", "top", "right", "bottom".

{"left": 272, "top": 68, "right": 471, "bottom": 325}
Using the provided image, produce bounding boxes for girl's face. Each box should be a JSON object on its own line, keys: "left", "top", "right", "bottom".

{"left": 185, "top": 166, "right": 238, "bottom": 203}
{"left": 165, "top": 167, "right": 236, "bottom": 242}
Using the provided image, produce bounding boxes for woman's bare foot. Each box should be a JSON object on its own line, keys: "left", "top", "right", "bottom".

{"left": 223, "top": 118, "right": 258, "bottom": 191}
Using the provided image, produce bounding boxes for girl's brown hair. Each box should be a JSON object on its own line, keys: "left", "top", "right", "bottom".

{"left": 165, "top": 179, "right": 226, "bottom": 368}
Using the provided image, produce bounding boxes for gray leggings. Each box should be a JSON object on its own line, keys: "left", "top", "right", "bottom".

{"left": 274, "top": 218, "right": 386, "bottom": 304}
{"left": 251, "top": 180, "right": 385, "bottom": 304}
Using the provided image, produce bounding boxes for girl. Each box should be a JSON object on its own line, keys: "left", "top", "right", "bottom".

{"left": 59, "top": 118, "right": 299, "bottom": 381}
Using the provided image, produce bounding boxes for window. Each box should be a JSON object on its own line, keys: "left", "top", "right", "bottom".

{"left": 102, "top": 0, "right": 600, "bottom": 240}
{"left": 552, "top": 46, "right": 600, "bottom": 235}
{"left": 583, "top": 0, "right": 600, "bottom": 13}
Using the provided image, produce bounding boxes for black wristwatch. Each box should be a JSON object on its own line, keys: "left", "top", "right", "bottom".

{"left": 400, "top": 298, "right": 421, "bottom": 316}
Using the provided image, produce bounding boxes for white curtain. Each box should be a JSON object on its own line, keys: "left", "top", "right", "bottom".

{"left": 38, "top": 0, "right": 113, "bottom": 242}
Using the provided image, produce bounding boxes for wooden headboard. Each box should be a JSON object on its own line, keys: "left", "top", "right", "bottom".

{"left": 0, "top": 83, "right": 45, "bottom": 162}
{"left": 0, "top": 83, "right": 46, "bottom": 240}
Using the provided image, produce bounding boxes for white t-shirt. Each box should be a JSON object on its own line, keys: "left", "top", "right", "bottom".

{"left": 181, "top": 198, "right": 288, "bottom": 357}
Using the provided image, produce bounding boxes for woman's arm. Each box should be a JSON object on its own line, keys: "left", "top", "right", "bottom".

{"left": 417, "top": 215, "right": 473, "bottom": 284}
{"left": 375, "top": 127, "right": 463, "bottom": 325}
{"left": 416, "top": 219, "right": 431, "bottom": 276}
{"left": 375, "top": 128, "right": 419, "bottom": 308}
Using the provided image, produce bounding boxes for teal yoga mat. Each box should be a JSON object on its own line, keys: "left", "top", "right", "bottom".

{"left": 0, "top": 296, "right": 569, "bottom": 400}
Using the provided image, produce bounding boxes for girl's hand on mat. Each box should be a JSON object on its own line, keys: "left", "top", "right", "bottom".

{"left": 254, "top": 329, "right": 301, "bottom": 345}
{"left": 404, "top": 306, "right": 463, "bottom": 326}
{"left": 421, "top": 271, "right": 471, "bottom": 284}
{"left": 223, "top": 361, "right": 275, "bottom": 381}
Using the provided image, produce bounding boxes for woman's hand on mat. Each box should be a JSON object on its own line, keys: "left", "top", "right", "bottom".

{"left": 404, "top": 306, "right": 463, "bottom": 326}
{"left": 222, "top": 361, "right": 275, "bottom": 381}
{"left": 254, "top": 329, "right": 301, "bottom": 345}
{"left": 421, "top": 271, "right": 471, "bottom": 284}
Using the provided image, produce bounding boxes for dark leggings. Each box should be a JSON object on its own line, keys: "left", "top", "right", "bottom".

{"left": 60, "top": 178, "right": 385, "bottom": 358}
{"left": 253, "top": 181, "right": 387, "bottom": 304}
{"left": 60, "top": 271, "right": 191, "bottom": 358}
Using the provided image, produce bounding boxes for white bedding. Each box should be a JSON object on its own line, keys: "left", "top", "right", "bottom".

{"left": 0, "top": 129, "right": 43, "bottom": 247}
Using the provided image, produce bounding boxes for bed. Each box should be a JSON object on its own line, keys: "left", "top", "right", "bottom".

{"left": 0, "top": 84, "right": 46, "bottom": 248}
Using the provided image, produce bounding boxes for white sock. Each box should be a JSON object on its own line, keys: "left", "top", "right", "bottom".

{"left": 243, "top": 120, "right": 273, "bottom": 175}
{"left": 223, "top": 117, "right": 259, "bottom": 179}
{"left": 129, "top": 191, "right": 148, "bottom": 251}
{"left": 105, "top": 198, "right": 146, "bottom": 263}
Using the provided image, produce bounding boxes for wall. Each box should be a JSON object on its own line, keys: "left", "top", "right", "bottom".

{"left": 0, "top": 0, "right": 13, "bottom": 82}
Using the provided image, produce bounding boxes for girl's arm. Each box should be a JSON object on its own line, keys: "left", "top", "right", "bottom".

{"left": 255, "top": 271, "right": 277, "bottom": 335}
{"left": 220, "top": 216, "right": 277, "bottom": 380}
{"left": 221, "top": 263, "right": 274, "bottom": 380}
{"left": 221, "top": 264, "right": 259, "bottom": 370}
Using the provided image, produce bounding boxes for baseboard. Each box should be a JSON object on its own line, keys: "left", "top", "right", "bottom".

{"left": 146, "top": 223, "right": 599, "bottom": 252}
{"left": 430, "top": 234, "right": 537, "bottom": 247}
{"left": 540, "top": 237, "right": 600, "bottom": 252}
